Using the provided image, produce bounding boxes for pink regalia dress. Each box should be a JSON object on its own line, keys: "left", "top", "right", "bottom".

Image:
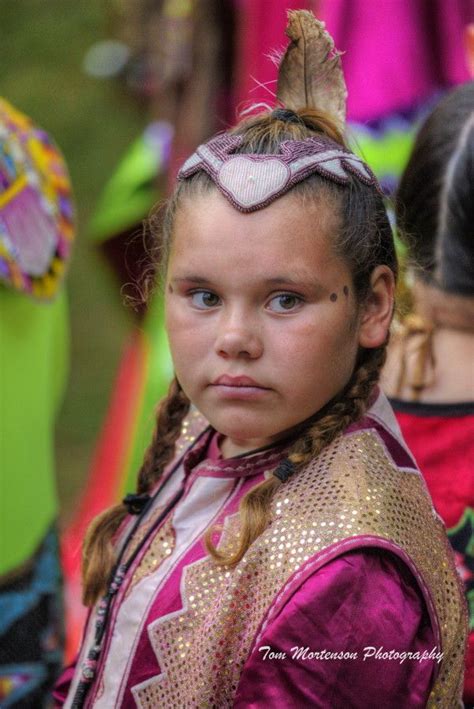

{"left": 56, "top": 390, "right": 466, "bottom": 708}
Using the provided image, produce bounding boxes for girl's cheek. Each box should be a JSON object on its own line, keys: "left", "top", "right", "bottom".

{"left": 167, "top": 310, "right": 207, "bottom": 341}
{"left": 166, "top": 297, "right": 192, "bottom": 325}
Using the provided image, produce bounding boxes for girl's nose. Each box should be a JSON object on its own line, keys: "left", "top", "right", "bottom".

{"left": 214, "top": 314, "right": 263, "bottom": 359}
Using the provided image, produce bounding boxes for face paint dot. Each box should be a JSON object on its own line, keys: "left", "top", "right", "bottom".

{"left": 343, "top": 286, "right": 349, "bottom": 296}
{"left": 330, "top": 292, "right": 338, "bottom": 302}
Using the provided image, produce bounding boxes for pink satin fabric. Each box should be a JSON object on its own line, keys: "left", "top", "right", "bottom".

{"left": 55, "top": 550, "right": 436, "bottom": 708}
{"left": 233, "top": 0, "right": 472, "bottom": 123}
{"left": 234, "top": 549, "right": 436, "bottom": 707}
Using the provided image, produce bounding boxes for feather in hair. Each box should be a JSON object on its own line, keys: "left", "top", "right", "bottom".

{"left": 276, "top": 10, "right": 347, "bottom": 130}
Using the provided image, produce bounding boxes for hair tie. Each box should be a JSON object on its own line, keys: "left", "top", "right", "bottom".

{"left": 273, "top": 459, "right": 296, "bottom": 483}
{"left": 271, "top": 107, "right": 301, "bottom": 124}
{"left": 122, "top": 493, "right": 151, "bottom": 515}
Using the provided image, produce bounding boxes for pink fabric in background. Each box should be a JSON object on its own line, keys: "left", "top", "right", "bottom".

{"left": 233, "top": 0, "right": 473, "bottom": 122}
{"left": 321, "top": 0, "right": 473, "bottom": 120}
{"left": 233, "top": 0, "right": 313, "bottom": 115}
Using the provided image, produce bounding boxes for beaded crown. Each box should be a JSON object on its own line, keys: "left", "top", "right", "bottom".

{"left": 178, "top": 131, "right": 378, "bottom": 212}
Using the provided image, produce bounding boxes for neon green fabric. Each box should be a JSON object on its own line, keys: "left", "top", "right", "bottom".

{"left": 0, "top": 286, "right": 68, "bottom": 575}
{"left": 121, "top": 290, "right": 173, "bottom": 495}
{"left": 350, "top": 124, "right": 416, "bottom": 180}
{"left": 88, "top": 133, "right": 164, "bottom": 244}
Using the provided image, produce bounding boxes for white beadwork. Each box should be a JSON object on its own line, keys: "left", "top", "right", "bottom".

{"left": 218, "top": 157, "right": 290, "bottom": 209}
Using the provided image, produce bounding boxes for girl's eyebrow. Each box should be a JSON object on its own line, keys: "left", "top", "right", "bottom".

{"left": 170, "top": 274, "right": 327, "bottom": 292}
{"left": 264, "top": 276, "right": 328, "bottom": 294}
{"left": 265, "top": 275, "right": 322, "bottom": 287}
{"left": 170, "top": 276, "right": 213, "bottom": 285}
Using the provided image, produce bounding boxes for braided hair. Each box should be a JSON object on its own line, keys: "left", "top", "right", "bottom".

{"left": 82, "top": 378, "right": 190, "bottom": 606}
{"left": 205, "top": 346, "right": 386, "bottom": 565}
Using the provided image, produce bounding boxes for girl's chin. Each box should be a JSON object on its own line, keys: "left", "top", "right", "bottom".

{"left": 212, "top": 412, "right": 323, "bottom": 458}
{"left": 219, "top": 435, "right": 274, "bottom": 458}
{"left": 216, "top": 426, "right": 284, "bottom": 458}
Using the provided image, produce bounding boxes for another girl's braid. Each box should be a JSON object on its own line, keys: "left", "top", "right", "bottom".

{"left": 82, "top": 377, "right": 190, "bottom": 606}
{"left": 137, "top": 377, "right": 191, "bottom": 493}
{"left": 205, "top": 346, "right": 386, "bottom": 567}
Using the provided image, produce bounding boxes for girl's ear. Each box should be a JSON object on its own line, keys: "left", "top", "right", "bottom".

{"left": 358, "top": 265, "right": 395, "bottom": 349}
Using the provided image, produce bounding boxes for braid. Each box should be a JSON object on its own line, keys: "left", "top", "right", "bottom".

{"left": 137, "top": 377, "right": 191, "bottom": 493}
{"left": 288, "top": 346, "right": 386, "bottom": 467}
{"left": 205, "top": 346, "right": 386, "bottom": 567}
{"left": 82, "top": 377, "right": 190, "bottom": 606}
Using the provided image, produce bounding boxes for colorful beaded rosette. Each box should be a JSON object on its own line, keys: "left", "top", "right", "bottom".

{"left": 0, "top": 98, "right": 74, "bottom": 300}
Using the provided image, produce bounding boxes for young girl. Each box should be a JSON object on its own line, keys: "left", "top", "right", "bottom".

{"left": 56, "top": 13, "right": 466, "bottom": 708}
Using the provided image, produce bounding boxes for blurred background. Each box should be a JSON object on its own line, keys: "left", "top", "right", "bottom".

{"left": 1, "top": 0, "right": 473, "bottom": 703}
{"left": 1, "top": 0, "right": 143, "bottom": 525}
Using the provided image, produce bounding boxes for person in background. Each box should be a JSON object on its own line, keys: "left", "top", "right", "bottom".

{"left": 0, "top": 99, "right": 74, "bottom": 707}
{"left": 383, "top": 81, "right": 474, "bottom": 705}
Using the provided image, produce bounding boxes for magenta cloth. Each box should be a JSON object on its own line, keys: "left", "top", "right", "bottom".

{"left": 207, "top": 430, "right": 224, "bottom": 459}
{"left": 321, "top": 0, "right": 473, "bottom": 121}
{"left": 54, "top": 552, "right": 436, "bottom": 707}
{"left": 232, "top": 0, "right": 472, "bottom": 122}
{"left": 234, "top": 549, "right": 436, "bottom": 708}
{"left": 53, "top": 665, "right": 75, "bottom": 706}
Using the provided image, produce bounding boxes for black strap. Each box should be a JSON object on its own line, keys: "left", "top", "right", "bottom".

{"left": 122, "top": 493, "right": 151, "bottom": 515}
{"left": 273, "top": 458, "right": 295, "bottom": 482}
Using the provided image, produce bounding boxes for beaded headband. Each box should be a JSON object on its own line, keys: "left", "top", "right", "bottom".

{"left": 178, "top": 131, "right": 378, "bottom": 213}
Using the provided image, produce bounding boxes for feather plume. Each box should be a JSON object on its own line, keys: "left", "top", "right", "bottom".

{"left": 276, "top": 11, "right": 347, "bottom": 129}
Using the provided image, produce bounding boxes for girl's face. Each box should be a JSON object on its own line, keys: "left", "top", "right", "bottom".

{"left": 165, "top": 190, "right": 366, "bottom": 457}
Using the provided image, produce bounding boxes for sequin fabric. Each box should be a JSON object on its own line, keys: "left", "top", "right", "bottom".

{"left": 132, "top": 428, "right": 467, "bottom": 708}
{"left": 123, "top": 408, "right": 207, "bottom": 595}
{"left": 125, "top": 518, "right": 175, "bottom": 598}
{"left": 174, "top": 407, "right": 209, "bottom": 459}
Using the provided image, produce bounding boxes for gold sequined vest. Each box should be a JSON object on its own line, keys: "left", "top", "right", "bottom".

{"left": 133, "top": 412, "right": 467, "bottom": 708}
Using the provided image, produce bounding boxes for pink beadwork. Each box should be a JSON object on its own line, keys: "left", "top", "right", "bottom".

{"left": 178, "top": 132, "right": 378, "bottom": 212}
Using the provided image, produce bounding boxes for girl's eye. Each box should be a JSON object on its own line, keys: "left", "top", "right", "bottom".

{"left": 190, "top": 290, "right": 221, "bottom": 309}
{"left": 267, "top": 293, "right": 303, "bottom": 313}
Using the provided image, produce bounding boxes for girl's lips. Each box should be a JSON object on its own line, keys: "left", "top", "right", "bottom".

{"left": 212, "top": 375, "right": 269, "bottom": 388}
{"left": 211, "top": 375, "right": 271, "bottom": 400}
